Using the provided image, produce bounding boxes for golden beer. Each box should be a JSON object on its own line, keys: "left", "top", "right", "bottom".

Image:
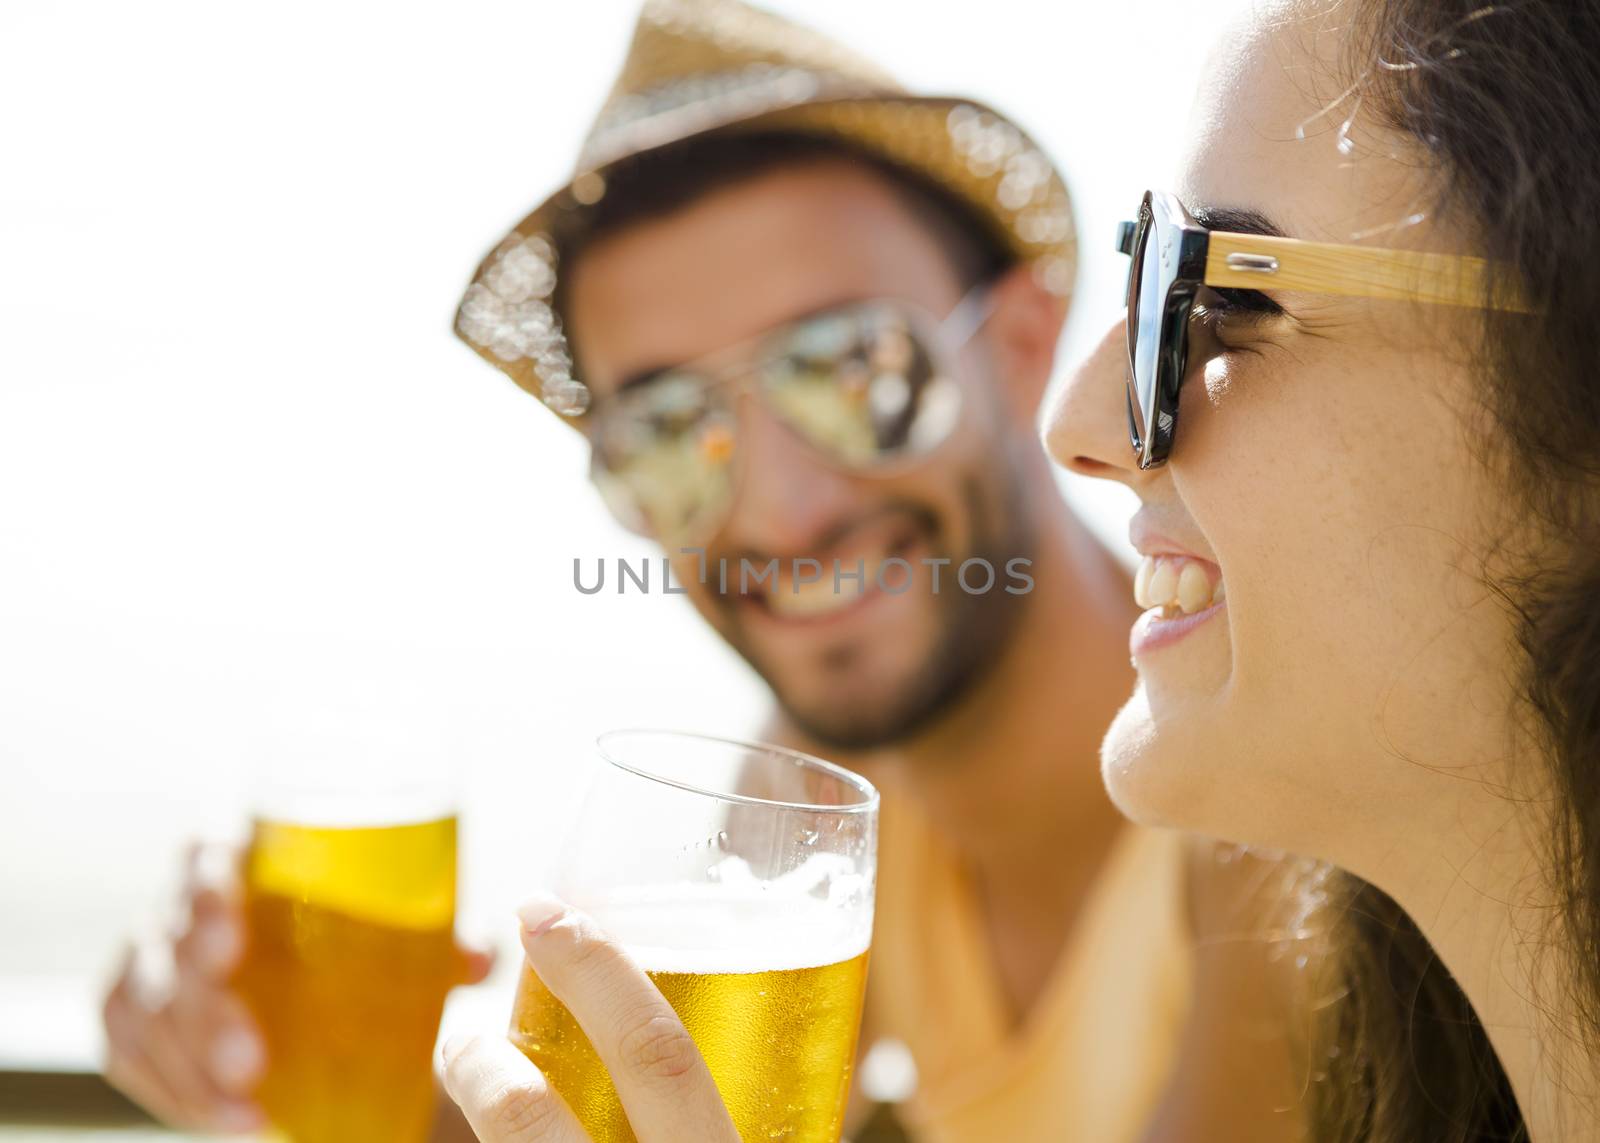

{"left": 509, "top": 894, "right": 870, "bottom": 1143}
{"left": 232, "top": 815, "right": 459, "bottom": 1143}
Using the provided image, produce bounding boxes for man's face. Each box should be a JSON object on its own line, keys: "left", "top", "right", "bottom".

{"left": 567, "top": 160, "right": 1041, "bottom": 749}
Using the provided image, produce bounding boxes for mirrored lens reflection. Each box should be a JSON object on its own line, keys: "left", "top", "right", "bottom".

{"left": 759, "top": 303, "right": 959, "bottom": 468}
{"left": 591, "top": 376, "right": 737, "bottom": 538}
{"left": 590, "top": 302, "right": 962, "bottom": 541}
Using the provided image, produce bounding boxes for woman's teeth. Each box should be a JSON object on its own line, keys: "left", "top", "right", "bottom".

{"left": 1133, "top": 555, "right": 1225, "bottom": 617}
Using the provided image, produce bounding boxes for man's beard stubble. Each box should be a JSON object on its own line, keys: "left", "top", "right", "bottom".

{"left": 716, "top": 464, "right": 1038, "bottom": 753}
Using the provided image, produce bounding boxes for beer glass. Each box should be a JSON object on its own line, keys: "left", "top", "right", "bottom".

{"left": 510, "top": 730, "right": 878, "bottom": 1143}
{"left": 230, "top": 728, "right": 464, "bottom": 1142}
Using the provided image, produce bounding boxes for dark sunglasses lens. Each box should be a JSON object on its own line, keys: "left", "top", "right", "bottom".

{"left": 590, "top": 375, "right": 736, "bottom": 539}
{"left": 1127, "top": 213, "right": 1163, "bottom": 459}
{"left": 759, "top": 304, "right": 961, "bottom": 468}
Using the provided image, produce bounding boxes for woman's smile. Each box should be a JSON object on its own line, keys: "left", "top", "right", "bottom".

{"left": 1126, "top": 550, "right": 1222, "bottom": 649}
{"left": 1127, "top": 523, "right": 1226, "bottom": 655}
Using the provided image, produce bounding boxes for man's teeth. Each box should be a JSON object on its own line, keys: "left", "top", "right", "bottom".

{"left": 760, "top": 553, "right": 911, "bottom": 619}
{"left": 766, "top": 575, "right": 860, "bottom": 618}
{"left": 1133, "top": 555, "right": 1225, "bottom": 615}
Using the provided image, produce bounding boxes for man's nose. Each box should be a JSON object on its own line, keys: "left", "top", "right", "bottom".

{"left": 718, "top": 391, "right": 860, "bottom": 555}
{"left": 1042, "top": 316, "right": 1149, "bottom": 490}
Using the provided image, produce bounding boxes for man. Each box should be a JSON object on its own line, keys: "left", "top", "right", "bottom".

{"left": 103, "top": 2, "right": 1302, "bottom": 1140}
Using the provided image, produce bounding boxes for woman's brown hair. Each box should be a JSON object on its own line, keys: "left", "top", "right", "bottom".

{"left": 1307, "top": 1, "right": 1600, "bottom": 1139}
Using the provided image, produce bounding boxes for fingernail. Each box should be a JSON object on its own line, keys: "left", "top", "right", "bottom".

{"left": 441, "top": 1034, "right": 468, "bottom": 1064}
{"left": 211, "top": 1027, "right": 264, "bottom": 1088}
{"left": 516, "top": 894, "right": 568, "bottom": 938}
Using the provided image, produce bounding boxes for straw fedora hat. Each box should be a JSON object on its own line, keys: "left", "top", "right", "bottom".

{"left": 454, "top": 0, "right": 1077, "bottom": 416}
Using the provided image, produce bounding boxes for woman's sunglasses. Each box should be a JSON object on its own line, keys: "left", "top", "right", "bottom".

{"left": 1117, "top": 190, "right": 1527, "bottom": 469}
{"left": 578, "top": 287, "right": 993, "bottom": 542}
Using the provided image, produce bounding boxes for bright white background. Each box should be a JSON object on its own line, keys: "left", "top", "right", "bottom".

{"left": 0, "top": 0, "right": 1249, "bottom": 1071}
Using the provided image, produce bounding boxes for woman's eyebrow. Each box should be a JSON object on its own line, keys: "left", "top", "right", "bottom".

{"left": 1189, "top": 205, "right": 1287, "bottom": 239}
{"left": 1187, "top": 204, "right": 1291, "bottom": 317}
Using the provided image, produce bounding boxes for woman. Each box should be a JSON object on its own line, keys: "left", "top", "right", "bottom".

{"left": 1043, "top": 0, "right": 1600, "bottom": 1138}
{"left": 447, "top": 1, "right": 1600, "bottom": 1139}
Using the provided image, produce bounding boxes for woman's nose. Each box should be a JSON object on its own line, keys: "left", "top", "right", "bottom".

{"left": 1042, "top": 316, "right": 1147, "bottom": 489}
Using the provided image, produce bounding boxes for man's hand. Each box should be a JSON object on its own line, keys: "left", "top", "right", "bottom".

{"left": 102, "top": 843, "right": 265, "bottom": 1133}
{"left": 441, "top": 895, "right": 738, "bottom": 1143}
{"left": 103, "top": 841, "right": 494, "bottom": 1136}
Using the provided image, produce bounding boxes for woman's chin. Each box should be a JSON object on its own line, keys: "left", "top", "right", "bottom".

{"left": 1098, "top": 682, "right": 1230, "bottom": 834}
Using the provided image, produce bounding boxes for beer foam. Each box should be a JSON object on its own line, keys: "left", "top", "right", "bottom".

{"left": 252, "top": 789, "right": 457, "bottom": 830}
{"left": 248, "top": 815, "right": 456, "bottom": 929}
{"left": 574, "top": 856, "right": 874, "bottom": 975}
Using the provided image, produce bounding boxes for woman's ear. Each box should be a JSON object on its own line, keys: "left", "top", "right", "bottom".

{"left": 979, "top": 264, "right": 1071, "bottom": 422}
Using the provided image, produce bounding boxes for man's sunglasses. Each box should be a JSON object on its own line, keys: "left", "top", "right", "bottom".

{"left": 578, "top": 288, "right": 994, "bottom": 542}
{"left": 1117, "top": 190, "right": 1528, "bottom": 469}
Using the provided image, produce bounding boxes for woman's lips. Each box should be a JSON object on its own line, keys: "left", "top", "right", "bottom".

{"left": 1129, "top": 553, "right": 1226, "bottom": 655}
{"left": 1130, "top": 597, "right": 1227, "bottom": 654}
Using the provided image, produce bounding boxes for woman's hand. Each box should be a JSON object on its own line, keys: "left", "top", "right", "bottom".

{"left": 441, "top": 895, "right": 738, "bottom": 1143}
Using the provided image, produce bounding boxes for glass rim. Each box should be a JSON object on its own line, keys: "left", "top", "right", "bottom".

{"left": 594, "top": 728, "right": 880, "bottom": 815}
